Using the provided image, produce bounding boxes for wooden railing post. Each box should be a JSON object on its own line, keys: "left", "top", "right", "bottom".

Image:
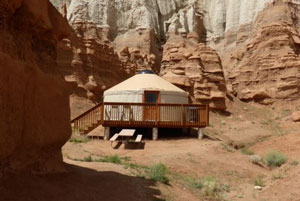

{"left": 181, "top": 104, "right": 184, "bottom": 126}
{"left": 198, "top": 106, "right": 201, "bottom": 127}
{"left": 155, "top": 103, "right": 158, "bottom": 126}
{"left": 130, "top": 103, "right": 132, "bottom": 125}
{"left": 101, "top": 103, "right": 104, "bottom": 124}
{"left": 206, "top": 104, "right": 209, "bottom": 127}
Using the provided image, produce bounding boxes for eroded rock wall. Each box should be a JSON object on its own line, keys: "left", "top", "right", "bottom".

{"left": 0, "top": 0, "right": 71, "bottom": 176}
{"left": 227, "top": 1, "right": 300, "bottom": 104}
{"left": 57, "top": 20, "right": 126, "bottom": 117}
{"left": 50, "top": 0, "right": 300, "bottom": 109}
{"left": 160, "top": 33, "right": 226, "bottom": 109}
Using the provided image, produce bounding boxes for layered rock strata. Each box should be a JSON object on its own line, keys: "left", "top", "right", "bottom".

{"left": 227, "top": 1, "right": 300, "bottom": 104}
{"left": 50, "top": 0, "right": 300, "bottom": 109}
{"left": 0, "top": 0, "right": 71, "bottom": 175}
{"left": 51, "top": 0, "right": 272, "bottom": 45}
{"left": 160, "top": 33, "right": 226, "bottom": 109}
{"left": 57, "top": 20, "right": 126, "bottom": 117}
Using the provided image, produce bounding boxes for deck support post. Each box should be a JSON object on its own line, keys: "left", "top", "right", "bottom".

{"left": 152, "top": 127, "right": 158, "bottom": 141}
{"left": 104, "top": 127, "right": 110, "bottom": 141}
{"left": 198, "top": 128, "right": 203, "bottom": 140}
{"left": 182, "top": 128, "right": 189, "bottom": 135}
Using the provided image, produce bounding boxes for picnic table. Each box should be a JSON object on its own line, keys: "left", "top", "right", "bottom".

{"left": 119, "top": 129, "right": 136, "bottom": 137}
{"left": 109, "top": 129, "right": 143, "bottom": 148}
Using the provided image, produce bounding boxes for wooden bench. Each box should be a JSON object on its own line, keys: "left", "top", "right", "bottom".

{"left": 110, "top": 134, "right": 119, "bottom": 148}
{"left": 135, "top": 134, "right": 142, "bottom": 142}
{"left": 110, "top": 134, "right": 119, "bottom": 141}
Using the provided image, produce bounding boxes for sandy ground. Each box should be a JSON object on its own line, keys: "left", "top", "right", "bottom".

{"left": 61, "top": 132, "right": 300, "bottom": 201}
{"left": 2, "top": 101, "right": 300, "bottom": 201}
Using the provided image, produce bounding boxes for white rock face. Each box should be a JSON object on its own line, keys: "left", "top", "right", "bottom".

{"left": 51, "top": 0, "right": 273, "bottom": 44}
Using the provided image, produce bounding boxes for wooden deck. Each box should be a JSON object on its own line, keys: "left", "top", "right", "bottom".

{"left": 71, "top": 102, "right": 209, "bottom": 135}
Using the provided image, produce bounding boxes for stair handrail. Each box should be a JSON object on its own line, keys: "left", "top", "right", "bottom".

{"left": 71, "top": 102, "right": 103, "bottom": 123}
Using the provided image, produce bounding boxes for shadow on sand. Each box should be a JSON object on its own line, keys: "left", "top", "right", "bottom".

{"left": 0, "top": 164, "right": 163, "bottom": 201}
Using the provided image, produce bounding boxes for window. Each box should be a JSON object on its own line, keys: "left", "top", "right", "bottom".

{"left": 144, "top": 91, "right": 159, "bottom": 103}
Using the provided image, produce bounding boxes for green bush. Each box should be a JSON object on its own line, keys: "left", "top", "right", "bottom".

{"left": 176, "top": 174, "right": 229, "bottom": 200}
{"left": 96, "top": 155, "right": 121, "bottom": 164}
{"left": 183, "top": 176, "right": 203, "bottom": 189}
{"left": 149, "top": 163, "right": 169, "bottom": 184}
{"left": 241, "top": 147, "right": 254, "bottom": 155}
{"left": 264, "top": 150, "right": 287, "bottom": 168}
{"left": 83, "top": 155, "right": 92, "bottom": 162}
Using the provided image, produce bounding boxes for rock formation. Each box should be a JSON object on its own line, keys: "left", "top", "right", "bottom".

{"left": 160, "top": 32, "right": 226, "bottom": 109}
{"left": 49, "top": 0, "right": 300, "bottom": 110}
{"left": 50, "top": 0, "right": 272, "bottom": 45}
{"left": 227, "top": 1, "right": 300, "bottom": 104}
{"left": 0, "top": 0, "right": 71, "bottom": 176}
{"left": 57, "top": 20, "right": 126, "bottom": 117}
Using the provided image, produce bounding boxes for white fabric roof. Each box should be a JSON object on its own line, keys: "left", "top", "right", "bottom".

{"left": 104, "top": 74, "right": 188, "bottom": 96}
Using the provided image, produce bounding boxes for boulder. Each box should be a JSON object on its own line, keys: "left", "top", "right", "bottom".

{"left": 291, "top": 111, "right": 300, "bottom": 122}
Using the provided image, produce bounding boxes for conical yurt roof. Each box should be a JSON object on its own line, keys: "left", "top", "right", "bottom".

{"left": 104, "top": 73, "right": 188, "bottom": 96}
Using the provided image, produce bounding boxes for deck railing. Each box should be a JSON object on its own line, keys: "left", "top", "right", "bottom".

{"left": 71, "top": 102, "right": 209, "bottom": 134}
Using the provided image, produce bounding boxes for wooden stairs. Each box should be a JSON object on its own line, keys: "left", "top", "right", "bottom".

{"left": 71, "top": 103, "right": 103, "bottom": 135}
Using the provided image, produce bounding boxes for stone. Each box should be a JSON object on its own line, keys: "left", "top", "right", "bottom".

{"left": 254, "top": 186, "right": 263, "bottom": 190}
{"left": 291, "top": 111, "right": 300, "bottom": 122}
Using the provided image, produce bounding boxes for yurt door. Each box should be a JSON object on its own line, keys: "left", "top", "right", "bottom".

{"left": 143, "top": 91, "right": 160, "bottom": 121}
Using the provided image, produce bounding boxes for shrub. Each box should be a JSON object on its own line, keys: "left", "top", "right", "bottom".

{"left": 201, "top": 176, "right": 220, "bottom": 197}
{"left": 254, "top": 176, "right": 264, "bottom": 187}
{"left": 241, "top": 147, "right": 254, "bottom": 155}
{"left": 69, "top": 133, "right": 90, "bottom": 143}
{"left": 264, "top": 150, "right": 287, "bottom": 168}
{"left": 221, "top": 143, "right": 234, "bottom": 152}
{"left": 200, "top": 176, "right": 230, "bottom": 199}
{"left": 272, "top": 171, "right": 283, "bottom": 180}
{"left": 149, "top": 163, "right": 169, "bottom": 184}
{"left": 249, "top": 155, "right": 262, "bottom": 165}
{"left": 183, "top": 176, "right": 203, "bottom": 189}
{"left": 83, "top": 155, "right": 92, "bottom": 162}
{"left": 180, "top": 175, "right": 229, "bottom": 200}
{"left": 96, "top": 155, "right": 121, "bottom": 164}
{"left": 290, "top": 160, "right": 299, "bottom": 166}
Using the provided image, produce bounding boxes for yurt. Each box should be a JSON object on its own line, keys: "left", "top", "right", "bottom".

{"left": 103, "top": 70, "right": 189, "bottom": 122}
{"left": 104, "top": 70, "right": 189, "bottom": 104}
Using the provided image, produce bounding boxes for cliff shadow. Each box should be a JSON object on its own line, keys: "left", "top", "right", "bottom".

{"left": 0, "top": 163, "right": 163, "bottom": 201}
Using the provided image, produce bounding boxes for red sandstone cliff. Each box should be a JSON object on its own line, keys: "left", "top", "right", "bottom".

{"left": 160, "top": 33, "right": 227, "bottom": 110}
{"left": 57, "top": 20, "right": 126, "bottom": 118}
{"left": 226, "top": 1, "right": 300, "bottom": 104}
{"left": 0, "top": 0, "right": 71, "bottom": 176}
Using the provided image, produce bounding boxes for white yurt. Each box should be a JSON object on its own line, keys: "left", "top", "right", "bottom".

{"left": 104, "top": 70, "right": 189, "bottom": 104}
{"left": 103, "top": 70, "right": 189, "bottom": 122}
